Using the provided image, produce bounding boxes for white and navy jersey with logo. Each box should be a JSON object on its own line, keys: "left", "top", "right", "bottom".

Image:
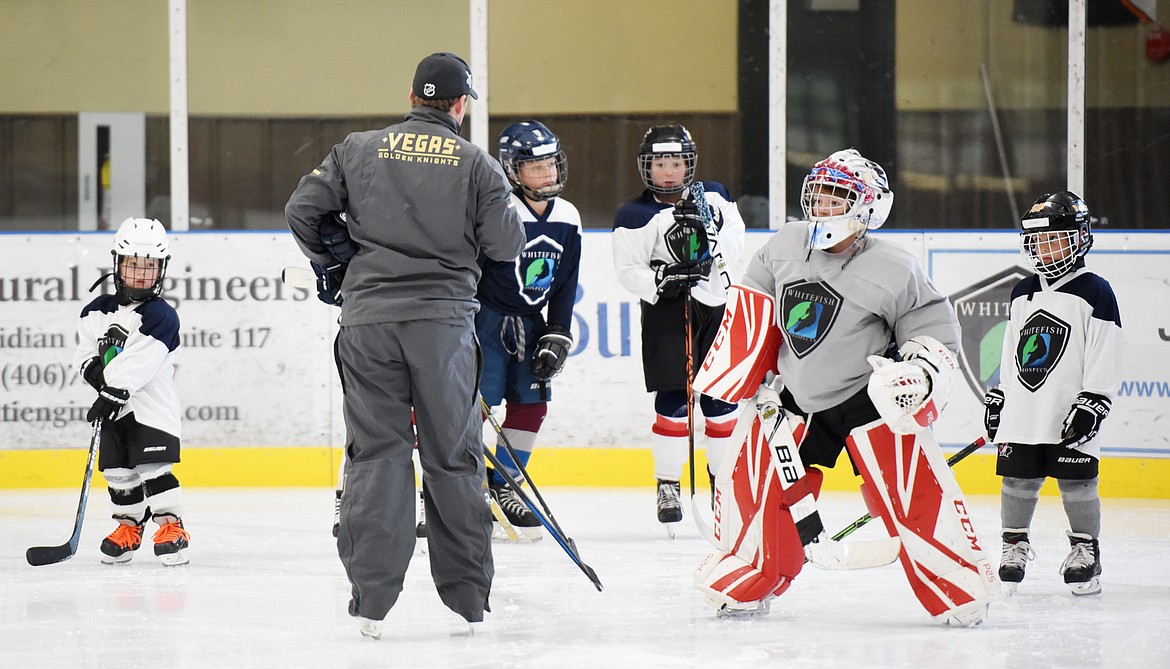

{"left": 612, "top": 181, "right": 746, "bottom": 307}
{"left": 994, "top": 265, "right": 1123, "bottom": 450}
{"left": 477, "top": 193, "right": 583, "bottom": 329}
{"left": 73, "top": 295, "right": 182, "bottom": 438}
{"left": 739, "top": 224, "right": 960, "bottom": 413}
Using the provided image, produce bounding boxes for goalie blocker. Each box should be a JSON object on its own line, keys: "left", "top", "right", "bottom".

{"left": 693, "top": 285, "right": 998, "bottom": 624}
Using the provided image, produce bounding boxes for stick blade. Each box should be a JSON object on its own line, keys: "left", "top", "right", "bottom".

{"left": 281, "top": 266, "right": 317, "bottom": 290}
{"left": 26, "top": 543, "right": 77, "bottom": 567}
{"left": 805, "top": 535, "right": 902, "bottom": 571}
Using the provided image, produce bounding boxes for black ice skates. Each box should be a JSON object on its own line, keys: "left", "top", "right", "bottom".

{"left": 998, "top": 529, "right": 1036, "bottom": 593}
{"left": 1060, "top": 531, "right": 1101, "bottom": 596}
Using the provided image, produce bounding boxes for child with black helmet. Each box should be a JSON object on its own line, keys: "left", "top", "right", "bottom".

{"left": 74, "top": 217, "right": 188, "bottom": 566}
{"left": 984, "top": 191, "right": 1123, "bottom": 596}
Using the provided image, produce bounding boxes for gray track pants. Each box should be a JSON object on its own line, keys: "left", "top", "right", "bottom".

{"left": 335, "top": 317, "right": 493, "bottom": 623}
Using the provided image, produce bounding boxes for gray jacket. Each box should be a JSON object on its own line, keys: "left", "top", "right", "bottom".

{"left": 286, "top": 106, "right": 524, "bottom": 325}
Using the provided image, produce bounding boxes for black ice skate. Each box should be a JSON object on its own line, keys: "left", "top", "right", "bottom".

{"left": 415, "top": 489, "right": 427, "bottom": 539}
{"left": 998, "top": 529, "right": 1036, "bottom": 594}
{"left": 657, "top": 479, "right": 683, "bottom": 537}
{"left": 332, "top": 488, "right": 342, "bottom": 538}
{"left": 489, "top": 479, "right": 543, "bottom": 542}
{"left": 100, "top": 519, "right": 144, "bottom": 565}
{"left": 152, "top": 515, "right": 190, "bottom": 567}
{"left": 1060, "top": 531, "right": 1101, "bottom": 596}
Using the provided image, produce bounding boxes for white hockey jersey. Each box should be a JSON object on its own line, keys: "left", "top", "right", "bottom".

{"left": 612, "top": 182, "right": 746, "bottom": 307}
{"left": 73, "top": 294, "right": 182, "bottom": 438}
{"left": 994, "top": 265, "right": 1123, "bottom": 454}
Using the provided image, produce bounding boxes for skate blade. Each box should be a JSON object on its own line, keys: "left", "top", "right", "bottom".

{"left": 1002, "top": 581, "right": 1019, "bottom": 597}
{"left": 663, "top": 521, "right": 681, "bottom": 539}
{"left": 358, "top": 617, "right": 383, "bottom": 640}
{"left": 100, "top": 552, "right": 135, "bottom": 565}
{"left": 157, "top": 549, "right": 189, "bottom": 567}
{"left": 715, "top": 600, "right": 772, "bottom": 619}
{"left": 1069, "top": 577, "right": 1101, "bottom": 596}
{"left": 943, "top": 601, "right": 988, "bottom": 628}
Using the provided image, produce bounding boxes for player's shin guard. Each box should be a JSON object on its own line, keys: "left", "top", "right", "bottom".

{"left": 694, "top": 399, "right": 819, "bottom": 614}
{"left": 847, "top": 421, "right": 1000, "bottom": 625}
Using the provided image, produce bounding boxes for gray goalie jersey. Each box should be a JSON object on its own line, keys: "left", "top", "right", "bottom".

{"left": 739, "top": 224, "right": 959, "bottom": 413}
{"left": 73, "top": 295, "right": 182, "bottom": 438}
{"left": 993, "top": 266, "right": 1123, "bottom": 452}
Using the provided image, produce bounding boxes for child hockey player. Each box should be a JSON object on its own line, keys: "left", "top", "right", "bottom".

{"left": 984, "top": 191, "right": 1123, "bottom": 596}
{"left": 612, "top": 125, "right": 746, "bottom": 533}
{"left": 478, "top": 120, "right": 581, "bottom": 540}
{"left": 74, "top": 217, "right": 188, "bottom": 566}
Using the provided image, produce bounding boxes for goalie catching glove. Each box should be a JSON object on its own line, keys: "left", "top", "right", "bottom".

{"left": 1061, "top": 391, "right": 1110, "bottom": 448}
{"left": 867, "top": 336, "right": 957, "bottom": 434}
{"left": 87, "top": 386, "right": 130, "bottom": 423}
{"left": 532, "top": 325, "right": 572, "bottom": 381}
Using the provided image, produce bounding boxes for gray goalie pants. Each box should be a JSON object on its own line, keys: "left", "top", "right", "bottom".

{"left": 335, "top": 317, "right": 494, "bottom": 623}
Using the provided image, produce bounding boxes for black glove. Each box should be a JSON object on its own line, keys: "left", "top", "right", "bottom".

{"left": 80, "top": 356, "right": 105, "bottom": 391}
{"left": 673, "top": 197, "right": 706, "bottom": 229}
{"left": 983, "top": 387, "right": 1004, "bottom": 441}
{"left": 320, "top": 212, "right": 357, "bottom": 263}
{"left": 86, "top": 386, "right": 130, "bottom": 423}
{"left": 1061, "top": 391, "right": 1111, "bottom": 448}
{"left": 653, "top": 260, "right": 702, "bottom": 299}
{"left": 311, "top": 261, "right": 346, "bottom": 306}
{"left": 532, "top": 325, "right": 573, "bottom": 381}
{"left": 672, "top": 199, "right": 713, "bottom": 275}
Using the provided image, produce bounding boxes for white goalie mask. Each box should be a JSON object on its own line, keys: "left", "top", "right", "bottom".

{"left": 800, "top": 149, "right": 893, "bottom": 250}
{"left": 111, "top": 217, "right": 170, "bottom": 301}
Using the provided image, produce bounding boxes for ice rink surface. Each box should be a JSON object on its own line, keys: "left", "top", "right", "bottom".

{"left": 2, "top": 487, "right": 1168, "bottom": 669}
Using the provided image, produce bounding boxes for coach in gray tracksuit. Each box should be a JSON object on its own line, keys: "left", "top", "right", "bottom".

{"left": 285, "top": 52, "right": 523, "bottom": 631}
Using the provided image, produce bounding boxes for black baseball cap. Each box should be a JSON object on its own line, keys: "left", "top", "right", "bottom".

{"left": 412, "top": 52, "right": 479, "bottom": 100}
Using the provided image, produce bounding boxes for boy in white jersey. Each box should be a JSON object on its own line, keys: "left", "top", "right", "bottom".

{"left": 74, "top": 218, "right": 188, "bottom": 566}
{"left": 984, "top": 191, "right": 1123, "bottom": 596}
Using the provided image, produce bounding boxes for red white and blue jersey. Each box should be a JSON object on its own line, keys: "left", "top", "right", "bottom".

{"left": 994, "top": 265, "right": 1123, "bottom": 454}
{"left": 612, "top": 181, "right": 745, "bottom": 307}
{"left": 73, "top": 295, "right": 182, "bottom": 438}
{"left": 477, "top": 192, "right": 582, "bottom": 331}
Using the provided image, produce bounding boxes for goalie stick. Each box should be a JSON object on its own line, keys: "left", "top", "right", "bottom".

{"left": 481, "top": 398, "right": 603, "bottom": 591}
{"left": 830, "top": 435, "right": 990, "bottom": 542}
{"left": 27, "top": 421, "right": 101, "bottom": 566}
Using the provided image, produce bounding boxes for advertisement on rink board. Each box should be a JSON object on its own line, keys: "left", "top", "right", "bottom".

{"left": 0, "top": 229, "right": 1167, "bottom": 458}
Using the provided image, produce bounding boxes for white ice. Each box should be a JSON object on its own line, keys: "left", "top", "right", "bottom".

{"left": 2, "top": 488, "right": 1168, "bottom": 669}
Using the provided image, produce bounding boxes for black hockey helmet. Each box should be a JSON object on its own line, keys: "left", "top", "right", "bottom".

{"left": 1018, "top": 191, "right": 1093, "bottom": 279}
{"left": 498, "top": 120, "right": 567, "bottom": 201}
{"left": 637, "top": 124, "right": 697, "bottom": 196}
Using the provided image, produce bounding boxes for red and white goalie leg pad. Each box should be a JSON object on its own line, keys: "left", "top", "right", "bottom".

{"left": 694, "top": 395, "right": 817, "bottom": 617}
{"left": 847, "top": 420, "right": 1001, "bottom": 626}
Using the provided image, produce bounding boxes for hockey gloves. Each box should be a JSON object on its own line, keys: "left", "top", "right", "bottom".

{"left": 311, "top": 260, "right": 346, "bottom": 306}
{"left": 673, "top": 198, "right": 713, "bottom": 275}
{"left": 653, "top": 260, "right": 703, "bottom": 299}
{"left": 80, "top": 356, "right": 106, "bottom": 392}
{"left": 320, "top": 212, "right": 357, "bottom": 264}
{"left": 983, "top": 387, "right": 1005, "bottom": 441}
{"left": 532, "top": 325, "right": 573, "bottom": 381}
{"left": 87, "top": 386, "right": 130, "bottom": 423}
{"left": 1061, "top": 391, "right": 1111, "bottom": 448}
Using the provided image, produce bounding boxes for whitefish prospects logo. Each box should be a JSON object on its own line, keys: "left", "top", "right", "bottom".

{"left": 515, "top": 234, "right": 563, "bottom": 306}
{"left": 949, "top": 266, "right": 1031, "bottom": 397}
{"left": 778, "top": 280, "right": 842, "bottom": 358}
{"left": 1016, "top": 309, "right": 1070, "bottom": 392}
{"left": 663, "top": 219, "right": 710, "bottom": 265}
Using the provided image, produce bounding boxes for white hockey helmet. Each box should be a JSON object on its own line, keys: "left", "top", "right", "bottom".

{"left": 111, "top": 217, "right": 170, "bottom": 301}
{"left": 800, "top": 149, "right": 893, "bottom": 250}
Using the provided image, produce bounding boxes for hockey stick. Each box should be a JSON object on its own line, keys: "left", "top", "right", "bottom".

{"left": 829, "top": 435, "right": 990, "bottom": 542}
{"left": 480, "top": 398, "right": 602, "bottom": 591}
{"left": 684, "top": 294, "right": 697, "bottom": 505}
{"left": 27, "top": 421, "right": 101, "bottom": 566}
{"left": 481, "top": 442, "right": 603, "bottom": 591}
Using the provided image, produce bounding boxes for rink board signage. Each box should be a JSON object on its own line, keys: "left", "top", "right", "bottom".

{"left": 0, "top": 230, "right": 1166, "bottom": 457}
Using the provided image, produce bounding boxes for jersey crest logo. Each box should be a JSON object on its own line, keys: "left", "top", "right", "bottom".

{"left": 664, "top": 219, "right": 711, "bottom": 267}
{"left": 98, "top": 324, "right": 130, "bottom": 365}
{"left": 1015, "top": 309, "right": 1070, "bottom": 392}
{"left": 778, "top": 280, "right": 842, "bottom": 359}
{"left": 949, "top": 266, "right": 1032, "bottom": 398}
{"left": 515, "top": 234, "right": 563, "bottom": 306}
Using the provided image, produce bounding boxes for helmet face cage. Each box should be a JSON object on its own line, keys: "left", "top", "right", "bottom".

{"left": 1018, "top": 191, "right": 1092, "bottom": 280}
{"left": 800, "top": 149, "right": 893, "bottom": 250}
{"left": 111, "top": 217, "right": 171, "bottom": 301}
{"left": 637, "top": 125, "right": 697, "bottom": 196}
{"left": 498, "top": 121, "right": 567, "bottom": 202}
